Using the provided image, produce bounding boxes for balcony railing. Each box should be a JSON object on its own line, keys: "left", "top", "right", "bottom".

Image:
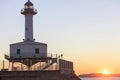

{"left": 21, "top": 8, "right": 37, "bottom": 14}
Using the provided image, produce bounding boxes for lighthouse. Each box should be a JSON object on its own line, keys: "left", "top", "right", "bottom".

{"left": 9, "top": 0, "right": 47, "bottom": 67}
{"left": 21, "top": 0, "right": 37, "bottom": 42}
{"left": 1, "top": 1, "right": 81, "bottom": 80}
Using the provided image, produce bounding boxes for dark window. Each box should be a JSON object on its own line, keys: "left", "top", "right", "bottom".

{"left": 35, "top": 48, "right": 39, "bottom": 54}
{"left": 17, "top": 49, "right": 20, "bottom": 55}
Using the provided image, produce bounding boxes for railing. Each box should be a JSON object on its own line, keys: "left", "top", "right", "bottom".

{"left": 2, "top": 54, "right": 64, "bottom": 71}
{"left": 6, "top": 53, "right": 63, "bottom": 59}
{"left": 40, "top": 58, "right": 57, "bottom": 71}
{"left": 21, "top": 8, "right": 37, "bottom": 14}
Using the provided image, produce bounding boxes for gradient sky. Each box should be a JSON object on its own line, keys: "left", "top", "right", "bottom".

{"left": 1, "top": 0, "right": 120, "bottom": 74}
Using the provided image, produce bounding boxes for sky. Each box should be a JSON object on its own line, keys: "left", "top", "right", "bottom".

{"left": 0, "top": 0, "right": 120, "bottom": 74}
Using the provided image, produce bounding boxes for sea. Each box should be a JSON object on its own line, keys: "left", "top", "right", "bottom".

{"left": 80, "top": 77, "right": 120, "bottom": 80}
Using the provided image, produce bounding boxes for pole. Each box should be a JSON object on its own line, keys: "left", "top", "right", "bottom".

{"left": 3, "top": 60, "right": 4, "bottom": 70}
{"left": 12, "top": 60, "right": 14, "bottom": 71}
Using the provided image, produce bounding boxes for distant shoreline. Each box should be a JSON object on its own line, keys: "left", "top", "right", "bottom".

{"left": 79, "top": 73, "right": 120, "bottom": 78}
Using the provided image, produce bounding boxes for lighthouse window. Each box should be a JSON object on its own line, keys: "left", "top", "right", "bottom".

{"left": 17, "top": 49, "right": 21, "bottom": 55}
{"left": 25, "top": 6, "right": 28, "bottom": 8}
{"left": 35, "top": 48, "right": 39, "bottom": 54}
{"left": 30, "top": 6, "right": 33, "bottom": 8}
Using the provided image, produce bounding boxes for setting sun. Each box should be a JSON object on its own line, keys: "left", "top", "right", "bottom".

{"left": 103, "top": 70, "right": 109, "bottom": 74}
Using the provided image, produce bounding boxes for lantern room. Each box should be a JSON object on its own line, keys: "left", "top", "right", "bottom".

{"left": 21, "top": 0, "right": 37, "bottom": 15}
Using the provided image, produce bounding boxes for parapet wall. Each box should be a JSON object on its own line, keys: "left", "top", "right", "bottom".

{"left": 59, "top": 59, "right": 74, "bottom": 74}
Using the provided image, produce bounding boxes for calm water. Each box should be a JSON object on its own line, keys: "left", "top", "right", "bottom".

{"left": 80, "top": 77, "right": 120, "bottom": 80}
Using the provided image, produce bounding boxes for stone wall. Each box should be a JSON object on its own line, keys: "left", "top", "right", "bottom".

{"left": 0, "top": 71, "right": 81, "bottom": 80}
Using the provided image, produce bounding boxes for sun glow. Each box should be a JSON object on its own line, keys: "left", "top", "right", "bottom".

{"left": 103, "top": 70, "right": 109, "bottom": 74}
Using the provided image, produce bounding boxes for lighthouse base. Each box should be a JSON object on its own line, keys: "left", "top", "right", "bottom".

{"left": 0, "top": 71, "right": 81, "bottom": 80}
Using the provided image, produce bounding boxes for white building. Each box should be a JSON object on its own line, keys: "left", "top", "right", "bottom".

{"left": 10, "top": 0, "right": 47, "bottom": 59}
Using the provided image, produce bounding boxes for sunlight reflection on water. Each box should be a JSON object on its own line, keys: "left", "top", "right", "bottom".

{"left": 80, "top": 77, "right": 120, "bottom": 80}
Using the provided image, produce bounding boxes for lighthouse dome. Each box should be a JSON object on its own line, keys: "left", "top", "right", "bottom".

{"left": 25, "top": 0, "right": 33, "bottom": 6}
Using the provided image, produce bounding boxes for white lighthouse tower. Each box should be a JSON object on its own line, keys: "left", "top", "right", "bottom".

{"left": 9, "top": 0, "right": 47, "bottom": 68}
{"left": 21, "top": 0, "right": 36, "bottom": 42}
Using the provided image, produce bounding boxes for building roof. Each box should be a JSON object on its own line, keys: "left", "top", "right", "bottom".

{"left": 10, "top": 41, "right": 47, "bottom": 45}
{"left": 25, "top": 0, "right": 33, "bottom": 6}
